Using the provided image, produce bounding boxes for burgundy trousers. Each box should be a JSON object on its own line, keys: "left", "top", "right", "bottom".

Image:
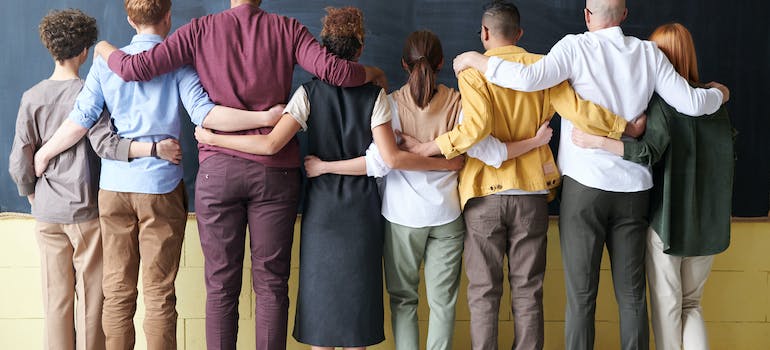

{"left": 195, "top": 154, "right": 300, "bottom": 350}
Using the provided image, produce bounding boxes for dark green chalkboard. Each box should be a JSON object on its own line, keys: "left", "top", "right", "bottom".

{"left": 1, "top": 1, "right": 767, "bottom": 216}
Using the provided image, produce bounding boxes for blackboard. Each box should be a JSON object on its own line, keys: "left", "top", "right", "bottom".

{"left": 2, "top": 1, "right": 768, "bottom": 217}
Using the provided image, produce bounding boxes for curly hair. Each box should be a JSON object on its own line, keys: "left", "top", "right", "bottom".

{"left": 125, "top": 0, "right": 171, "bottom": 26}
{"left": 39, "top": 9, "right": 98, "bottom": 62}
{"left": 320, "top": 7, "right": 364, "bottom": 61}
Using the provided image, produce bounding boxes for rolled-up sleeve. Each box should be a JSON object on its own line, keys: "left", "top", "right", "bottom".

{"left": 68, "top": 60, "right": 107, "bottom": 129}
{"left": 177, "top": 66, "right": 216, "bottom": 126}
{"left": 435, "top": 70, "right": 493, "bottom": 159}
{"left": 364, "top": 143, "right": 390, "bottom": 177}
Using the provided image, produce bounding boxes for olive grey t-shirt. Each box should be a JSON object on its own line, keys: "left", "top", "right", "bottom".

{"left": 8, "top": 79, "right": 129, "bottom": 224}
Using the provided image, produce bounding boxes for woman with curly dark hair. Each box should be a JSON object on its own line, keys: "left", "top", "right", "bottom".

{"left": 194, "top": 6, "right": 462, "bottom": 350}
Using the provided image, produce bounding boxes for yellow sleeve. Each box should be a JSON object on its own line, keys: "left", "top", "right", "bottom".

{"left": 548, "top": 81, "right": 627, "bottom": 140}
{"left": 435, "top": 70, "right": 494, "bottom": 159}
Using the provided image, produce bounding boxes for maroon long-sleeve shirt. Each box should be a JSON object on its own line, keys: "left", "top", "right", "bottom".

{"left": 107, "top": 4, "right": 367, "bottom": 167}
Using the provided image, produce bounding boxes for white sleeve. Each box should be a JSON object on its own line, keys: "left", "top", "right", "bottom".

{"left": 652, "top": 48, "right": 723, "bottom": 116}
{"left": 370, "top": 89, "right": 393, "bottom": 128}
{"left": 363, "top": 95, "right": 400, "bottom": 178}
{"left": 283, "top": 86, "right": 311, "bottom": 131}
{"left": 459, "top": 110, "right": 509, "bottom": 168}
{"left": 364, "top": 143, "right": 391, "bottom": 177}
{"left": 485, "top": 37, "right": 572, "bottom": 92}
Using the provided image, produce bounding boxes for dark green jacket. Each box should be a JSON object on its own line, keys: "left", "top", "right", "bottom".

{"left": 624, "top": 93, "right": 733, "bottom": 256}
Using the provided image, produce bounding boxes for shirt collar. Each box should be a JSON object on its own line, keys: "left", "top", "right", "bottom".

{"left": 484, "top": 45, "right": 527, "bottom": 57}
{"left": 130, "top": 33, "right": 164, "bottom": 44}
{"left": 591, "top": 26, "right": 624, "bottom": 38}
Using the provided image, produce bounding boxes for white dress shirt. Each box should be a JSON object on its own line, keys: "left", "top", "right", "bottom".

{"left": 484, "top": 26, "right": 724, "bottom": 192}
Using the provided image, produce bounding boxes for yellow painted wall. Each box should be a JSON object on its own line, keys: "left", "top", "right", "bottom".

{"left": 1, "top": 213, "right": 768, "bottom": 349}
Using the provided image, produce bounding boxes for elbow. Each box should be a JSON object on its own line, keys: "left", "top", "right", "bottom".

{"left": 261, "top": 138, "right": 283, "bottom": 156}
{"left": 381, "top": 152, "right": 401, "bottom": 169}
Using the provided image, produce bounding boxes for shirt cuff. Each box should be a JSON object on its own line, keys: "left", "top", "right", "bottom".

{"left": 115, "top": 139, "right": 132, "bottom": 162}
{"left": 190, "top": 103, "right": 216, "bottom": 127}
{"left": 484, "top": 56, "right": 503, "bottom": 80}
{"left": 68, "top": 113, "right": 96, "bottom": 129}
{"left": 608, "top": 118, "right": 628, "bottom": 140}
{"left": 17, "top": 182, "right": 35, "bottom": 196}
{"left": 364, "top": 144, "right": 390, "bottom": 177}
{"left": 435, "top": 133, "right": 461, "bottom": 159}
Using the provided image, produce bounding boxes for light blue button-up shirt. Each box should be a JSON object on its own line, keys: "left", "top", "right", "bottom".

{"left": 69, "top": 34, "right": 215, "bottom": 194}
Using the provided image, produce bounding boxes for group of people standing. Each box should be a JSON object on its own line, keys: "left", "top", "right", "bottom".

{"left": 9, "top": 0, "right": 734, "bottom": 350}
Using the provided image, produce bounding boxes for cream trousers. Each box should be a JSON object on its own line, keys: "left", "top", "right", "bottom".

{"left": 646, "top": 228, "right": 714, "bottom": 350}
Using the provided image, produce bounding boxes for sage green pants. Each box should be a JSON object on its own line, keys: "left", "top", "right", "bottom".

{"left": 384, "top": 217, "right": 465, "bottom": 350}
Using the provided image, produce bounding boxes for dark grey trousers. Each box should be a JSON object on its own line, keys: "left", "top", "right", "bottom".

{"left": 559, "top": 176, "right": 650, "bottom": 350}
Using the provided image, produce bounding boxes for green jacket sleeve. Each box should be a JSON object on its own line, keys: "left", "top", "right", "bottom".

{"left": 622, "top": 97, "right": 671, "bottom": 166}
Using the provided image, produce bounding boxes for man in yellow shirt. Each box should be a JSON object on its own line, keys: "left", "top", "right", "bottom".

{"left": 405, "top": 2, "right": 641, "bottom": 349}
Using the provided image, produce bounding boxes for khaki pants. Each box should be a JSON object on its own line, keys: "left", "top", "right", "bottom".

{"left": 646, "top": 229, "right": 713, "bottom": 350}
{"left": 463, "top": 194, "right": 548, "bottom": 350}
{"left": 36, "top": 219, "right": 105, "bottom": 350}
{"left": 99, "top": 183, "right": 187, "bottom": 350}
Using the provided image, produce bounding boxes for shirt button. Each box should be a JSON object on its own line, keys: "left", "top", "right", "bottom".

{"left": 489, "top": 186, "right": 495, "bottom": 191}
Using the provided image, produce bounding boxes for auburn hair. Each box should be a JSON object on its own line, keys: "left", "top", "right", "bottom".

{"left": 402, "top": 31, "right": 443, "bottom": 109}
{"left": 649, "top": 23, "right": 700, "bottom": 84}
{"left": 320, "top": 7, "right": 364, "bottom": 61}
{"left": 125, "top": 0, "right": 171, "bottom": 26}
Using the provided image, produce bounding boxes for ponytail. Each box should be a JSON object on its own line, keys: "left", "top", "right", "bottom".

{"left": 408, "top": 57, "right": 437, "bottom": 108}
{"left": 402, "top": 31, "right": 443, "bottom": 109}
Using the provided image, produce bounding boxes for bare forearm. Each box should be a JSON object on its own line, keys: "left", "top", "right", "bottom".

{"left": 387, "top": 150, "right": 457, "bottom": 171}
{"left": 598, "top": 138, "right": 624, "bottom": 156}
{"left": 319, "top": 157, "right": 367, "bottom": 176}
{"left": 505, "top": 138, "right": 540, "bottom": 159}
{"left": 128, "top": 142, "right": 152, "bottom": 158}
{"left": 206, "top": 133, "right": 278, "bottom": 155}
{"left": 39, "top": 119, "right": 88, "bottom": 160}
{"left": 202, "top": 106, "right": 278, "bottom": 132}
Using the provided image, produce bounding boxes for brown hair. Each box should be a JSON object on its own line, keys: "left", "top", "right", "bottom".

{"left": 125, "top": 0, "right": 171, "bottom": 26}
{"left": 39, "top": 9, "right": 98, "bottom": 62}
{"left": 320, "top": 7, "right": 364, "bottom": 61}
{"left": 402, "top": 31, "right": 443, "bottom": 108}
{"left": 649, "top": 23, "right": 700, "bottom": 84}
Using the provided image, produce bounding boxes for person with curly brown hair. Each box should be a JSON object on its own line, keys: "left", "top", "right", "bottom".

{"left": 192, "top": 7, "right": 463, "bottom": 350}
{"left": 7, "top": 8, "right": 142, "bottom": 350}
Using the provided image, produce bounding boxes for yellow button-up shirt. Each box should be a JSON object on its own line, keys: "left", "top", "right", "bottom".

{"left": 435, "top": 45, "right": 627, "bottom": 208}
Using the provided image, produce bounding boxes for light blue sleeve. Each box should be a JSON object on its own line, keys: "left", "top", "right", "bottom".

{"left": 176, "top": 66, "right": 216, "bottom": 126}
{"left": 68, "top": 59, "right": 107, "bottom": 129}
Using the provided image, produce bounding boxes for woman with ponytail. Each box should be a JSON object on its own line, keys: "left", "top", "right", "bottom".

{"left": 304, "top": 30, "right": 546, "bottom": 350}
